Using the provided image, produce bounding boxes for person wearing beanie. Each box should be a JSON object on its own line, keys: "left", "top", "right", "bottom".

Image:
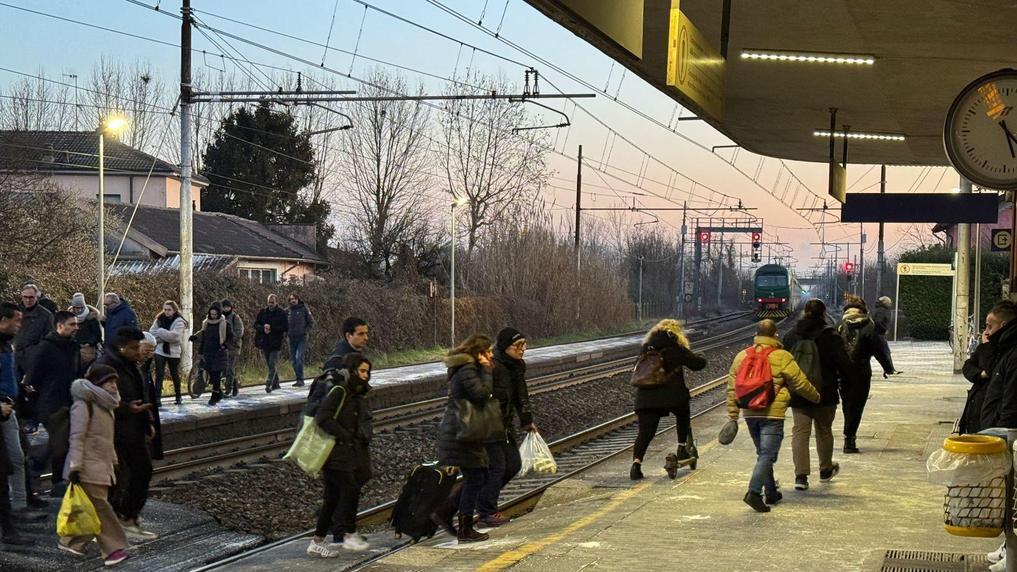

{"left": 220, "top": 300, "right": 244, "bottom": 397}
{"left": 473, "top": 327, "right": 535, "bottom": 528}
{"left": 58, "top": 364, "right": 131, "bottom": 566}
{"left": 871, "top": 296, "right": 898, "bottom": 376}
{"left": 69, "top": 293, "right": 103, "bottom": 367}
{"left": 150, "top": 301, "right": 186, "bottom": 405}
{"left": 189, "top": 304, "right": 232, "bottom": 406}
{"left": 838, "top": 295, "right": 896, "bottom": 454}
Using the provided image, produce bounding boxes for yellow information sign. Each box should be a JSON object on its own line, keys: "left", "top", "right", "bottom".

{"left": 896, "top": 262, "right": 955, "bottom": 277}
{"left": 666, "top": 0, "right": 725, "bottom": 121}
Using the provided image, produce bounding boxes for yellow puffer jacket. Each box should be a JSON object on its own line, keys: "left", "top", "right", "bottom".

{"left": 726, "top": 336, "right": 820, "bottom": 420}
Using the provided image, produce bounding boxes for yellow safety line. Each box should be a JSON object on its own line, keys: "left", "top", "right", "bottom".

{"left": 476, "top": 440, "right": 723, "bottom": 571}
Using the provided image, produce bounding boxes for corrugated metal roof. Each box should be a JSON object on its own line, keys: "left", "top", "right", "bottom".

{"left": 109, "top": 254, "right": 237, "bottom": 277}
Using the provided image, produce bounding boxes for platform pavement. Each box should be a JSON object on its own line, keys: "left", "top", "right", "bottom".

{"left": 358, "top": 341, "right": 998, "bottom": 572}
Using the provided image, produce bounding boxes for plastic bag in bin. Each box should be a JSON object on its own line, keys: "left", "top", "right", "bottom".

{"left": 926, "top": 437, "right": 1010, "bottom": 486}
{"left": 519, "top": 431, "right": 557, "bottom": 476}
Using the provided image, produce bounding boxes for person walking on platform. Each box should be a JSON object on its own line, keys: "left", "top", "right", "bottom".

{"left": 438, "top": 334, "right": 498, "bottom": 543}
{"left": 221, "top": 300, "right": 244, "bottom": 397}
{"left": 961, "top": 309, "right": 1007, "bottom": 434}
{"left": 69, "top": 293, "right": 102, "bottom": 368}
{"left": 57, "top": 365, "right": 131, "bottom": 566}
{"left": 287, "top": 294, "right": 314, "bottom": 388}
{"left": 727, "top": 320, "right": 819, "bottom": 512}
{"left": 306, "top": 353, "right": 373, "bottom": 557}
{"left": 24, "top": 310, "right": 81, "bottom": 497}
{"left": 475, "top": 328, "right": 535, "bottom": 527}
{"left": 254, "top": 295, "right": 288, "bottom": 393}
{"left": 0, "top": 395, "right": 35, "bottom": 545}
{"left": 96, "top": 326, "right": 159, "bottom": 540}
{"left": 979, "top": 301, "right": 1017, "bottom": 430}
{"left": 16, "top": 283, "right": 54, "bottom": 430}
{"left": 150, "top": 301, "right": 186, "bottom": 405}
{"left": 838, "top": 295, "right": 895, "bottom": 454}
{"left": 324, "top": 317, "right": 369, "bottom": 371}
{"left": 101, "top": 294, "right": 138, "bottom": 345}
{"left": 782, "top": 299, "right": 855, "bottom": 491}
{"left": 190, "top": 304, "right": 233, "bottom": 406}
{"left": 630, "top": 319, "right": 707, "bottom": 480}
{"left": 872, "top": 296, "right": 898, "bottom": 374}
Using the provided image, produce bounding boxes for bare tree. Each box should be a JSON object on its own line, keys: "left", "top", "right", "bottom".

{"left": 438, "top": 72, "right": 551, "bottom": 252}
{"left": 336, "top": 69, "right": 434, "bottom": 278}
{"left": 87, "top": 56, "right": 166, "bottom": 153}
{"left": 0, "top": 72, "right": 72, "bottom": 130}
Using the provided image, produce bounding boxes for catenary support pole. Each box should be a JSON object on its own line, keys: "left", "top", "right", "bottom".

{"left": 954, "top": 177, "right": 972, "bottom": 372}
{"left": 637, "top": 256, "right": 644, "bottom": 323}
{"left": 179, "top": 0, "right": 194, "bottom": 375}
{"left": 975, "top": 222, "right": 982, "bottom": 328}
{"left": 451, "top": 202, "right": 457, "bottom": 346}
{"left": 877, "top": 165, "right": 886, "bottom": 298}
{"left": 97, "top": 131, "right": 105, "bottom": 311}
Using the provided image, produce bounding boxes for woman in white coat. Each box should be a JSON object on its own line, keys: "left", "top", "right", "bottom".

{"left": 150, "top": 301, "right": 187, "bottom": 405}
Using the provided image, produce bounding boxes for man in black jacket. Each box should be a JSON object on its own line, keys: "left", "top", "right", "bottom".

{"left": 96, "top": 326, "right": 159, "bottom": 540}
{"left": 979, "top": 301, "right": 1017, "bottom": 430}
{"left": 962, "top": 311, "right": 1006, "bottom": 434}
{"left": 838, "top": 295, "right": 895, "bottom": 454}
{"left": 323, "top": 317, "right": 368, "bottom": 371}
{"left": 25, "top": 311, "right": 80, "bottom": 495}
{"left": 254, "top": 295, "right": 288, "bottom": 393}
{"left": 783, "top": 299, "right": 856, "bottom": 491}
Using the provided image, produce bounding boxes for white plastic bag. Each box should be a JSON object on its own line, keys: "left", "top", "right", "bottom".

{"left": 926, "top": 448, "right": 1010, "bottom": 486}
{"left": 519, "top": 431, "right": 557, "bottom": 476}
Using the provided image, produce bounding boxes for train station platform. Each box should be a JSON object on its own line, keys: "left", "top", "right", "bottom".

{"left": 360, "top": 341, "right": 998, "bottom": 572}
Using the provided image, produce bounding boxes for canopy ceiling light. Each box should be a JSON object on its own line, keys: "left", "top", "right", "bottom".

{"left": 741, "top": 49, "right": 875, "bottom": 66}
{"left": 813, "top": 130, "right": 906, "bottom": 142}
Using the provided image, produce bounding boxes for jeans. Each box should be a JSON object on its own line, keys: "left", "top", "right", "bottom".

{"left": 0, "top": 467, "right": 12, "bottom": 536}
{"left": 791, "top": 406, "right": 836, "bottom": 476}
{"left": 1, "top": 411, "right": 27, "bottom": 509}
{"left": 263, "top": 350, "right": 280, "bottom": 388}
{"left": 155, "top": 355, "right": 182, "bottom": 402}
{"left": 458, "top": 467, "right": 488, "bottom": 517}
{"left": 477, "top": 439, "right": 522, "bottom": 517}
{"left": 842, "top": 374, "right": 872, "bottom": 438}
{"left": 290, "top": 336, "right": 308, "bottom": 383}
{"left": 746, "top": 418, "right": 784, "bottom": 496}
{"left": 110, "top": 438, "right": 153, "bottom": 521}
{"left": 633, "top": 405, "right": 692, "bottom": 461}
{"left": 224, "top": 350, "right": 238, "bottom": 394}
{"left": 316, "top": 469, "right": 362, "bottom": 540}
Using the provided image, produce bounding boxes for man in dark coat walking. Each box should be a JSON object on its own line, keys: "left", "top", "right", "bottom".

{"left": 25, "top": 311, "right": 81, "bottom": 495}
{"left": 838, "top": 295, "right": 896, "bottom": 454}
{"left": 101, "top": 294, "right": 138, "bottom": 344}
{"left": 979, "top": 301, "right": 1017, "bottom": 430}
{"left": 254, "top": 294, "right": 288, "bottom": 393}
{"left": 15, "top": 284, "right": 54, "bottom": 426}
{"left": 286, "top": 295, "right": 313, "bottom": 388}
{"left": 323, "top": 317, "right": 368, "bottom": 371}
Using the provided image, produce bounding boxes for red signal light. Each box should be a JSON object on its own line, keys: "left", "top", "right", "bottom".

{"left": 843, "top": 261, "right": 855, "bottom": 272}
{"left": 751, "top": 232, "right": 762, "bottom": 242}
{"left": 699, "top": 231, "right": 711, "bottom": 243}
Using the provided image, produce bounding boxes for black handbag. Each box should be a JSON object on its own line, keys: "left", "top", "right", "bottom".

{"left": 456, "top": 397, "right": 505, "bottom": 443}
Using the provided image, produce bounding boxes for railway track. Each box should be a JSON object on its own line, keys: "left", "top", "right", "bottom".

{"left": 150, "top": 313, "right": 758, "bottom": 483}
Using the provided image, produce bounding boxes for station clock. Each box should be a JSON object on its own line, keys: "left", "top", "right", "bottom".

{"left": 944, "top": 68, "right": 1017, "bottom": 191}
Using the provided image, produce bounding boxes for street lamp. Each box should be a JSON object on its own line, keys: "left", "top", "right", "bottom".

{"left": 97, "top": 115, "right": 128, "bottom": 310}
{"left": 450, "top": 195, "right": 469, "bottom": 346}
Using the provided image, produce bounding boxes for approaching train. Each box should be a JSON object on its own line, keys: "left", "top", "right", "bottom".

{"left": 753, "top": 264, "right": 800, "bottom": 317}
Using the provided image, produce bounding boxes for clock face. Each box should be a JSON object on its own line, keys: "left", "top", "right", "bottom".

{"left": 944, "top": 69, "right": 1017, "bottom": 190}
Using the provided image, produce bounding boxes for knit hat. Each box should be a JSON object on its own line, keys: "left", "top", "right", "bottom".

{"left": 496, "top": 327, "right": 526, "bottom": 352}
{"left": 71, "top": 292, "right": 87, "bottom": 308}
{"left": 86, "top": 364, "right": 118, "bottom": 386}
{"left": 141, "top": 331, "right": 157, "bottom": 347}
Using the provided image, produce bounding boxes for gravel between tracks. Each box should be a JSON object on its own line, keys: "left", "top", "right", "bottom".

{"left": 152, "top": 337, "right": 752, "bottom": 540}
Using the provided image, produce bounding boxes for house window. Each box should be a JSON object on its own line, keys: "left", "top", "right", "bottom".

{"left": 100, "top": 194, "right": 122, "bottom": 203}
{"left": 240, "top": 268, "right": 278, "bottom": 283}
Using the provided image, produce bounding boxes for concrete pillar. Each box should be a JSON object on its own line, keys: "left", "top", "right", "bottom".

{"left": 953, "top": 177, "right": 972, "bottom": 372}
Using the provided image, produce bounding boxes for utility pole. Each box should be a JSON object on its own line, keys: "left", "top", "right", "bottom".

{"left": 859, "top": 223, "right": 865, "bottom": 300}
{"left": 876, "top": 164, "right": 886, "bottom": 298}
{"left": 716, "top": 238, "right": 724, "bottom": 309}
{"left": 179, "top": 0, "right": 194, "bottom": 374}
{"left": 637, "top": 256, "right": 644, "bottom": 323}
{"left": 574, "top": 144, "right": 582, "bottom": 267}
{"left": 954, "top": 177, "right": 972, "bottom": 372}
{"left": 677, "top": 201, "right": 687, "bottom": 318}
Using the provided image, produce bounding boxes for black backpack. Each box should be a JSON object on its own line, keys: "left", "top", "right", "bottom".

{"left": 390, "top": 462, "right": 461, "bottom": 542}
{"left": 839, "top": 323, "right": 864, "bottom": 360}
{"left": 791, "top": 330, "right": 827, "bottom": 393}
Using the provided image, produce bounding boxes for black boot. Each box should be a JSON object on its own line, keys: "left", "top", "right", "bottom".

{"left": 231, "top": 382, "right": 239, "bottom": 397}
{"left": 743, "top": 491, "right": 771, "bottom": 513}
{"left": 630, "top": 462, "right": 644, "bottom": 480}
{"left": 843, "top": 436, "right": 859, "bottom": 454}
{"left": 456, "top": 514, "right": 489, "bottom": 543}
{"left": 207, "top": 391, "right": 222, "bottom": 406}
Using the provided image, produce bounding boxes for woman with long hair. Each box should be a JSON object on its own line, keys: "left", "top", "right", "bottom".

{"left": 150, "top": 301, "right": 187, "bottom": 405}
{"left": 437, "top": 334, "right": 497, "bottom": 543}
{"left": 189, "top": 304, "right": 232, "bottom": 406}
{"left": 631, "top": 319, "right": 707, "bottom": 480}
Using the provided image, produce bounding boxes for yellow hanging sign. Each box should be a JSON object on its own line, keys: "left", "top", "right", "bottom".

{"left": 666, "top": 0, "right": 725, "bottom": 121}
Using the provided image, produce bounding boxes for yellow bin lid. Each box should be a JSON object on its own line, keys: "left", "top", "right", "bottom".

{"left": 943, "top": 435, "right": 1007, "bottom": 454}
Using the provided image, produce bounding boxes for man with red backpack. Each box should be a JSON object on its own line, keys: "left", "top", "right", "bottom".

{"left": 726, "top": 320, "right": 820, "bottom": 513}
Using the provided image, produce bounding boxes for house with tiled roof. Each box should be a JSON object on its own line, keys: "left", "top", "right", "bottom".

{"left": 0, "top": 130, "right": 208, "bottom": 209}
{"left": 107, "top": 204, "right": 328, "bottom": 283}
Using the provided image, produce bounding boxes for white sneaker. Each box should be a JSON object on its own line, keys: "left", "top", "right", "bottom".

{"left": 122, "top": 523, "right": 158, "bottom": 540}
{"left": 341, "top": 532, "right": 370, "bottom": 551}
{"left": 989, "top": 543, "right": 1006, "bottom": 564}
{"left": 990, "top": 556, "right": 1006, "bottom": 572}
{"left": 307, "top": 539, "right": 340, "bottom": 558}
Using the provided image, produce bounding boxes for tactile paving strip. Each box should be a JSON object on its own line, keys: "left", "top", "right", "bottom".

{"left": 880, "top": 549, "right": 989, "bottom": 572}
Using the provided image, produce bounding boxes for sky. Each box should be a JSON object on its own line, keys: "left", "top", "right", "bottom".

{"left": 0, "top": 0, "right": 964, "bottom": 278}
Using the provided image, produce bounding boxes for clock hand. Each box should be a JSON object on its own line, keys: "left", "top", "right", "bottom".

{"left": 1002, "top": 120, "right": 1017, "bottom": 159}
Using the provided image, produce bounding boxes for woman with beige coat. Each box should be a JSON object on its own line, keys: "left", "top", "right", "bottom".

{"left": 57, "top": 364, "right": 131, "bottom": 566}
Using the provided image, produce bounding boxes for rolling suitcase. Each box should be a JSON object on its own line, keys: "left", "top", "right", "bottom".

{"left": 390, "top": 462, "right": 460, "bottom": 542}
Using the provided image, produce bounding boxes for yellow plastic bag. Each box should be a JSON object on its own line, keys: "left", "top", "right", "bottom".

{"left": 283, "top": 416, "right": 336, "bottom": 477}
{"left": 57, "top": 483, "right": 102, "bottom": 538}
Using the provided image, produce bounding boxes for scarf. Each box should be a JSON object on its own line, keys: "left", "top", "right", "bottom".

{"left": 203, "top": 317, "right": 227, "bottom": 347}
{"left": 71, "top": 378, "right": 120, "bottom": 411}
{"left": 157, "top": 313, "right": 181, "bottom": 354}
{"left": 73, "top": 306, "right": 90, "bottom": 324}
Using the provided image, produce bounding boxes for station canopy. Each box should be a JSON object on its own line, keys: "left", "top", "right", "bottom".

{"left": 523, "top": 0, "right": 1017, "bottom": 166}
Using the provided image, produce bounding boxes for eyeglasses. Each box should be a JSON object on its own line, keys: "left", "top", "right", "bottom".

{"left": 21, "top": 295, "right": 36, "bottom": 300}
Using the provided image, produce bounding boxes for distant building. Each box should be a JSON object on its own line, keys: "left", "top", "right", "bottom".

{"left": 107, "top": 204, "right": 327, "bottom": 283}
{"left": 933, "top": 198, "right": 1013, "bottom": 249}
{"left": 0, "top": 130, "right": 207, "bottom": 209}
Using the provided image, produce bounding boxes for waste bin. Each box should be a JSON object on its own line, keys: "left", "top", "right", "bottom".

{"left": 926, "top": 435, "right": 1010, "bottom": 537}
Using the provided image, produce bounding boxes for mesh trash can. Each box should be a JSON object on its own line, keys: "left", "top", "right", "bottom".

{"left": 927, "top": 435, "right": 1009, "bottom": 537}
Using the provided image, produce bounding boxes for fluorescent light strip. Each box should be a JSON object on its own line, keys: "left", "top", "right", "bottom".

{"left": 813, "top": 130, "right": 906, "bottom": 142}
{"left": 741, "top": 50, "right": 875, "bottom": 66}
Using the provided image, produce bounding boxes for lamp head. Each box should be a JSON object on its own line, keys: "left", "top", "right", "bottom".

{"left": 102, "top": 116, "right": 129, "bottom": 135}
{"left": 453, "top": 196, "right": 469, "bottom": 208}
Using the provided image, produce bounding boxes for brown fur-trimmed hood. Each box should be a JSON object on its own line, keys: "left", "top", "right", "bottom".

{"left": 443, "top": 352, "right": 476, "bottom": 369}
{"left": 643, "top": 318, "right": 690, "bottom": 349}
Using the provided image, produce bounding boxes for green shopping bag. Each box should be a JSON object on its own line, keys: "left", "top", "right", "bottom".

{"left": 57, "top": 483, "right": 102, "bottom": 538}
{"left": 284, "top": 386, "right": 347, "bottom": 476}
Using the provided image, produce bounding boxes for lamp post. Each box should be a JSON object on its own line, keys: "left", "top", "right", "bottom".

{"left": 450, "top": 195, "right": 469, "bottom": 346}
{"left": 97, "top": 116, "right": 128, "bottom": 310}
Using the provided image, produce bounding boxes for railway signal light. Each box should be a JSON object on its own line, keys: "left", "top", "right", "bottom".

{"left": 751, "top": 253, "right": 761, "bottom": 263}
{"left": 699, "top": 231, "right": 711, "bottom": 243}
{"left": 751, "top": 232, "right": 762, "bottom": 249}
{"left": 843, "top": 261, "right": 855, "bottom": 272}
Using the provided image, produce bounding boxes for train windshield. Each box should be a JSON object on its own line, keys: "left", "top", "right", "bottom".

{"left": 756, "top": 275, "right": 788, "bottom": 287}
